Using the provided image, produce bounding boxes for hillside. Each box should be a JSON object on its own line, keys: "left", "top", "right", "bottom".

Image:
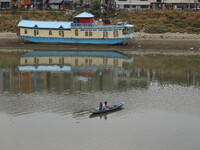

{"left": 0, "top": 10, "right": 200, "bottom": 34}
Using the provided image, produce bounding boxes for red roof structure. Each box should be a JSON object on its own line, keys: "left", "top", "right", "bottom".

{"left": 73, "top": 12, "right": 94, "bottom": 24}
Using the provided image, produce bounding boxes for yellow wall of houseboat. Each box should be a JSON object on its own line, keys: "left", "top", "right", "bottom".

{"left": 20, "top": 56, "right": 130, "bottom": 68}
{"left": 20, "top": 28, "right": 126, "bottom": 39}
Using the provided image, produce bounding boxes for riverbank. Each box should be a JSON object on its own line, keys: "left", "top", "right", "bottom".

{"left": 0, "top": 32, "right": 200, "bottom": 54}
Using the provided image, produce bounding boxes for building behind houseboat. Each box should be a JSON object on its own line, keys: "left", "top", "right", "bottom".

{"left": 17, "top": 12, "right": 134, "bottom": 44}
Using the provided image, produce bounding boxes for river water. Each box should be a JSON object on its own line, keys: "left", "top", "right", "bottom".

{"left": 0, "top": 51, "right": 200, "bottom": 150}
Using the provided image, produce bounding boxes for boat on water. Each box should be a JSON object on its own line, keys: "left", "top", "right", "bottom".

{"left": 90, "top": 102, "right": 124, "bottom": 114}
{"left": 17, "top": 12, "right": 134, "bottom": 44}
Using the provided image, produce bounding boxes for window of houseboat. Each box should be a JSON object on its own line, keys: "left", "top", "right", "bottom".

{"left": 75, "top": 29, "right": 78, "bottom": 36}
{"left": 37, "top": 30, "right": 39, "bottom": 35}
{"left": 123, "top": 27, "right": 134, "bottom": 35}
{"left": 36, "top": 58, "right": 39, "bottom": 64}
{"left": 24, "top": 29, "right": 27, "bottom": 34}
{"left": 113, "top": 31, "right": 119, "bottom": 37}
{"left": 62, "top": 31, "right": 64, "bottom": 37}
{"left": 25, "top": 59, "right": 28, "bottom": 64}
{"left": 89, "top": 32, "right": 92, "bottom": 36}
{"left": 85, "top": 32, "right": 88, "bottom": 36}
{"left": 122, "top": 29, "right": 125, "bottom": 35}
{"left": 59, "top": 31, "right": 64, "bottom": 37}
{"left": 49, "top": 30, "right": 52, "bottom": 35}
{"left": 34, "top": 30, "right": 37, "bottom": 36}
{"left": 103, "top": 31, "right": 108, "bottom": 38}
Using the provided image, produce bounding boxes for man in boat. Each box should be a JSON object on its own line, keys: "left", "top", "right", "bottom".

{"left": 102, "top": 101, "right": 112, "bottom": 110}
{"left": 99, "top": 102, "right": 103, "bottom": 110}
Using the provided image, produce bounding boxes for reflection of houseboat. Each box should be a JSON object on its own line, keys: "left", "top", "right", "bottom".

{"left": 18, "top": 51, "right": 133, "bottom": 72}
{"left": 17, "top": 12, "right": 134, "bottom": 44}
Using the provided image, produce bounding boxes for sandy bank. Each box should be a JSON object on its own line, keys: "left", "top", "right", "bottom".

{"left": 0, "top": 32, "right": 18, "bottom": 39}
{"left": 133, "top": 32, "right": 200, "bottom": 40}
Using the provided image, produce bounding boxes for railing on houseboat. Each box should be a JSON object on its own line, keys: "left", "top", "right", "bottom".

{"left": 71, "top": 23, "right": 125, "bottom": 28}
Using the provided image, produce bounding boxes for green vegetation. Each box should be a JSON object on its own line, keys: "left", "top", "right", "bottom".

{"left": 0, "top": 10, "right": 200, "bottom": 33}
{"left": 133, "top": 55, "right": 200, "bottom": 71}
{"left": 90, "top": 0, "right": 101, "bottom": 18}
{"left": 144, "top": 24, "right": 166, "bottom": 33}
{"left": 0, "top": 53, "right": 21, "bottom": 67}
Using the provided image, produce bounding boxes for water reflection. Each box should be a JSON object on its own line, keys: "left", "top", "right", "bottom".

{"left": 1, "top": 52, "right": 200, "bottom": 93}
{"left": 0, "top": 51, "right": 137, "bottom": 93}
{"left": 1, "top": 52, "right": 200, "bottom": 150}
{"left": 89, "top": 108, "right": 124, "bottom": 120}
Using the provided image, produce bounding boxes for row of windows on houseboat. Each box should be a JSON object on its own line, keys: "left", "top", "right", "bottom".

{"left": 24, "top": 58, "right": 119, "bottom": 66}
{"left": 24, "top": 29, "right": 122, "bottom": 37}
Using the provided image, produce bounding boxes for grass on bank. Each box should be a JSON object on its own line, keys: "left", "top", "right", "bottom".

{"left": 114, "top": 10, "right": 200, "bottom": 34}
{"left": 0, "top": 10, "right": 200, "bottom": 34}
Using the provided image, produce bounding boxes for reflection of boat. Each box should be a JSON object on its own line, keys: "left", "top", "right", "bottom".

{"left": 75, "top": 76, "right": 90, "bottom": 82}
{"left": 89, "top": 113, "right": 108, "bottom": 119}
{"left": 17, "top": 12, "right": 134, "bottom": 44}
{"left": 18, "top": 65, "right": 71, "bottom": 72}
{"left": 90, "top": 102, "right": 124, "bottom": 114}
{"left": 18, "top": 51, "right": 133, "bottom": 72}
{"left": 89, "top": 107, "right": 124, "bottom": 119}
{"left": 16, "top": 51, "right": 135, "bottom": 93}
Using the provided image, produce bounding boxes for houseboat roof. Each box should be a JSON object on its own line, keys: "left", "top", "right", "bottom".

{"left": 18, "top": 20, "right": 72, "bottom": 29}
{"left": 124, "top": 24, "right": 134, "bottom": 27}
{"left": 74, "top": 12, "right": 94, "bottom": 18}
{"left": 20, "top": 51, "right": 131, "bottom": 60}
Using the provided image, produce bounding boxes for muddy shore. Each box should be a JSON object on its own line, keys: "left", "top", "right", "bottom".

{"left": 0, "top": 32, "right": 200, "bottom": 55}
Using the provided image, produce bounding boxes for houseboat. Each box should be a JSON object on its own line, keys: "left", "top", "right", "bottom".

{"left": 17, "top": 12, "right": 134, "bottom": 44}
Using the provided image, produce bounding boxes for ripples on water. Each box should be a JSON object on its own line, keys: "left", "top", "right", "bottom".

{"left": 1, "top": 52, "right": 200, "bottom": 150}
{"left": 0, "top": 82, "right": 200, "bottom": 119}
{"left": 1, "top": 83, "right": 200, "bottom": 150}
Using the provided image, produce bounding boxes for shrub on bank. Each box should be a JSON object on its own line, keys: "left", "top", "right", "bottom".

{"left": 144, "top": 24, "right": 166, "bottom": 33}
